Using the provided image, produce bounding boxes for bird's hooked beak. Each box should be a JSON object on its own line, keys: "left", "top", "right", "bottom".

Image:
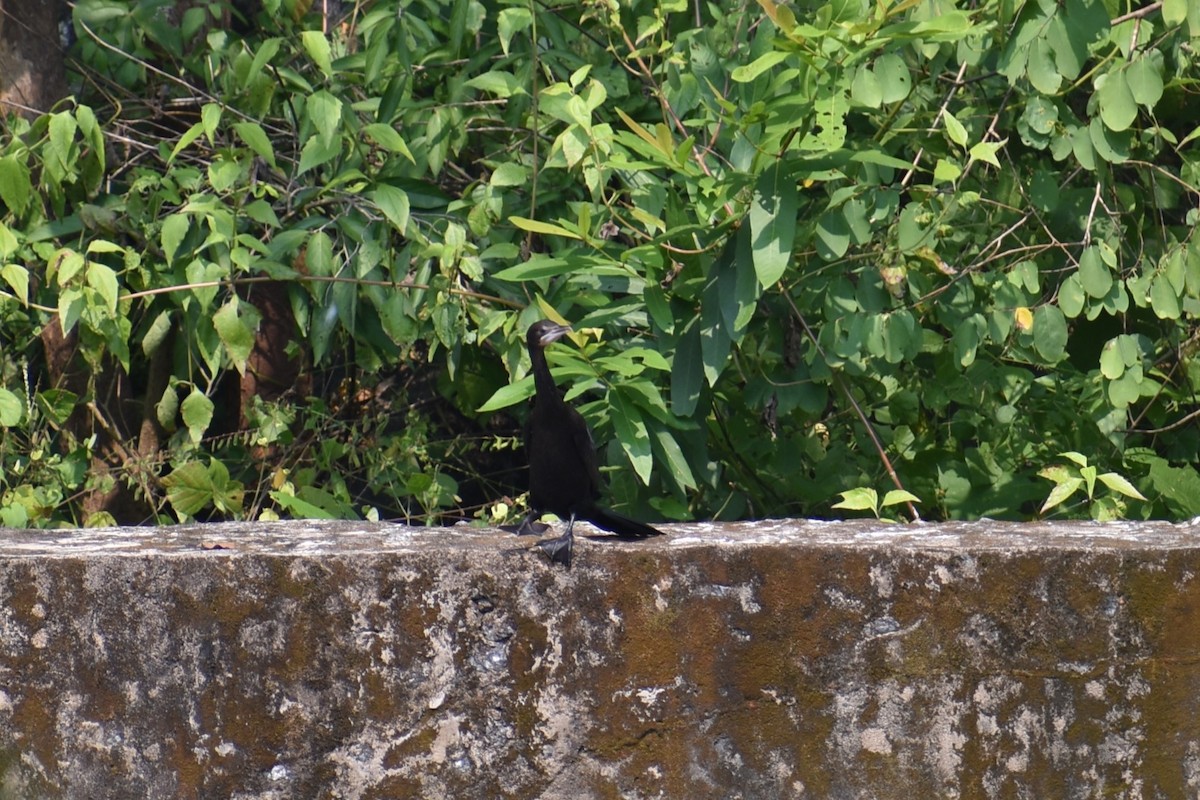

{"left": 538, "top": 323, "right": 572, "bottom": 347}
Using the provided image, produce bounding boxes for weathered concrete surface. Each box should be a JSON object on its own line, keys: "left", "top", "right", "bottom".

{"left": 0, "top": 519, "right": 1199, "bottom": 799}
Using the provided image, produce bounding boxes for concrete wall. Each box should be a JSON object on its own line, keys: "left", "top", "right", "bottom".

{"left": 0, "top": 519, "right": 1197, "bottom": 798}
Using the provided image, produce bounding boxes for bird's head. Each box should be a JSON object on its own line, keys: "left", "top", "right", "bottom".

{"left": 527, "top": 319, "right": 572, "bottom": 349}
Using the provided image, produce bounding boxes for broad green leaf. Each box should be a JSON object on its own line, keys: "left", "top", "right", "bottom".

{"left": 1040, "top": 476, "right": 1082, "bottom": 514}
{"left": 1027, "top": 38, "right": 1062, "bottom": 95}
{"left": 297, "top": 135, "right": 340, "bottom": 175}
{"left": 832, "top": 488, "right": 878, "bottom": 512}
{"left": 1097, "top": 472, "right": 1147, "bottom": 502}
{"left": 362, "top": 123, "right": 416, "bottom": 162}
{"left": 181, "top": 389, "right": 214, "bottom": 445}
{"left": 1089, "top": 116, "right": 1130, "bottom": 163}
{"left": 933, "top": 158, "right": 961, "bottom": 184}
{"left": 497, "top": 7, "right": 532, "bottom": 55}
{"left": 246, "top": 37, "right": 282, "bottom": 83}
{"left": 610, "top": 391, "right": 653, "bottom": 484}
{"left": 492, "top": 256, "right": 584, "bottom": 281}
{"left": 1163, "top": 0, "right": 1185, "bottom": 24}
{"left": 465, "top": 71, "right": 524, "bottom": 98}
{"left": 0, "top": 388, "right": 23, "bottom": 426}
{"left": 968, "top": 139, "right": 1006, "bottom": 168}
{"left": 87, "top": 262, "right": 119, "bottom": 314}
{"left": 233, "top": 121, "right": 277, "bottom": 168}
{"left": 875, "top": 54, "right": 911, "bottom": 103}
{"left": 731, "top": 51, "right": 789, "bottom": 83}
{"left": 1078, "top": 246, "right": 1112, "bottom": 298}
{"left": 306, "top": 90, "right": 343, "bottom": 147}
{"left": 161, "top": 214, "right": 189, "bottom": 264}
{"left": 162, "top": 461, "right": 214, "bottom": 517}
{"left": 815, "top": 210, "right": 850, "bottom": 260}
{"left": 1032, "top": 304, "right": 1068, "bottom": 362}
{"left": 1099, "top": 338, "right": 1125, "bottom": 380}
{"left": 271, "top": 489, "right": 338, "bottom": 520}
{"left": 490, "top": 162, "right": 528, "bottom": 187}
{"left": 1096, "top": 71, "right": 1137, "bottom": 132}
{"left": 58, "top": 287, "right": 84, "bottom": 334}
{"left": 881, "top": 490, "right": 920, "bottom": 507}
{"left": 156, "top": 384, "right": 178, "bottom": 432}
{"left": 0, "top": 155, "right": 32, "bottom": 215}
{"left": 509, "top": 216, "right": 581, "bottom": 239}
{"left": 213, "top": 298, "right": 254, "bottom": 374}
{"left": 35, "top": 388, "right": 77, "bottom": 426}
{"left": 651, "top": 428, "right": 696, "bottom": 490}
{"left": 1149, "top": 274, "right": 1181, "bottom": 319}
{"left": 1125, "top": 56, "right": 1163, "bottom": 108}
{"left": 372, "top": 184, "right": 411, "bottom": 233}
{"left": 142, "top": 310, "right": 173, "bottom": 357}
{"left": 943, "top": 110, "right": 968, "bottom": 147}
{"left": 670, "top": 321, "right": 703, "bottom": 417}
{"left": 851, "top": 66, "right": 882, "bottom": 108}
{"left": 305, "top": 231, "right": 334, "bottom": 277}
{"left": 301, "top": 31, "right": 333, "bottom": 76}
{"left": 478, "top": 376, "right": 534, "bottom": 412}
{"left": 749, "top": 163, "right": 797, "bottom": 287}
{"left": 0, "top": 264, "right": 29, "bottom": 306}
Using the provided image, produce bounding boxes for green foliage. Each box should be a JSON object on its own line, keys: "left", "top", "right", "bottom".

{"left": 832, "top": 487, "right": 922, "bottom": 522}
{"left": 2, "top": 0, "right": 1199, "bottom": 527}
{"left": 1038, "top": 451, "right": 1147, "bottom": 519}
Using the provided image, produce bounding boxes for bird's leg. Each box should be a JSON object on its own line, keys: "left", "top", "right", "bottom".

{"left": 536, "top": 512, "right": 575, "bottom": 567}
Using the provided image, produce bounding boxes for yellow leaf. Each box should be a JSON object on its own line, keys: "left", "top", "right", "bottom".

{"left": 1014, "top": 306, "right": 1033, "bottom": 332}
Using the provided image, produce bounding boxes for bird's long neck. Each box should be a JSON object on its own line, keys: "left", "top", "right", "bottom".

{"left": 530, "top": 346, "right": 563, "bottom": 406}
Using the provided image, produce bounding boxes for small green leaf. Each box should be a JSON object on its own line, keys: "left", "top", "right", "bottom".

{"left": 476, "top": 376, "right": 535, "bottom": 412}
{"left": 651, "top": 428, "right": 697, "bottom": 491}
{"left": 372, "top": 184, "right": 411, "bottom": 233}
{"left": 1032, "top": 304, "right": 1068, "bottom": 362}
{"left": 464, "top": 71, "right": 525, "bottom": 98}
{"left": 1098, "top": 472, "right": 1147, "bottom": 502}
{"left": 1096, "top": 70, "right": 1137, "bottom": 132}
{"left": 301, "top": 30, "right": 333, "bottom": 76}
{"left": 509, "top": 216, "right": 581, "bottom": 239}
{"left": 306, "top": 90, "right": 343, "bottom": 147}
{"left": 611, "top": 391, "right": 653, "bottom": 484}
{"left": 1, "top": 264, "right": 29, "bottom": 305}
{"left": 162, "top": 461, "right": 214, "bottom": 517}
{"left": 943, "top": 110, "right": 968, "bottom": 147}
{"left": 233, "top": 121, "right": 277, "bottom": 168}
{"left": 670, "top": 321, "right": 703, "bottom": 417}
{"left": 0, "top": 388, "right": 23, "bottom": 426}
{"left": 881, "top": 490, "right": 920, "bottom": 508}
{"left": 1078, "top": 246, "right": 1112, "bottom": 298}
{"left": 749, "top": 163, "right": 797, "bottom": 287}
{"left": 160, "top": 214, "right": 190, "bottom": 264}
{"left": 968, "top": 138, "right": 1007, "bottom": 168}
{"left": 731, "top": 51, "right": 789, "bottom": 83}
{"left": 87, "top": 262, "right": 119, "bottom": 314}
{"left": 362, "top": 123, "right": 416, "bottom": 162}
{"left": 0, "top": 155, "right": 32, "bottom": 215}
{"left": 1149, "top": 274, "right": 1181, "bottom": 319}
{"left": 875, "top": 53, "right": 911, "bottom": 103}
{"left": 1059, "top": 451, "right": 1089, "bottom": 468}
{"left": 497, "top": 7, "right": 532, "bottom": 55}
{"left": 833, "top": 487, "right": 879, "bottom": 512}
{"left": 850, "top": 66, "right": 882, "bottom": 108}
{"left": 181, "top": 388, "right": 214, "bottom": 445}
{"left": 142, "top": 310, "right": 173, "bottom": 358}
{"left": 212, "top": 298, "right": 255, "bottom": 374}
{"left": 1040, "top": 476, "right": 1083, "bottom": 514}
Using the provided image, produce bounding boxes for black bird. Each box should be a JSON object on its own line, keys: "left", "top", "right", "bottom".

{"left": 512, "top": 319, "right": 663, "bottom": 566}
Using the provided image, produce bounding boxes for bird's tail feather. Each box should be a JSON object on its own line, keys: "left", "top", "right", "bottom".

{"left": 584, "top": 506, "right": 664, "bottom": 539}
